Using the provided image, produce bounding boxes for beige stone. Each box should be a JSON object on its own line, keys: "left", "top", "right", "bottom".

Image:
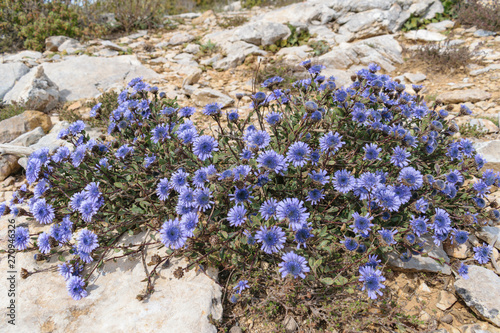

{"left": 0, "top": 110, "right": 52, "bottom": 144}
{"left": 436, "top": 290, "right": 457, "bottom": 311}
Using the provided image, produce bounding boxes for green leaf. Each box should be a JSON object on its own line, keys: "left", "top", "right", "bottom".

{"left": 320, "top": 277, "right": 334, "bottom": 285}
{"left": 334, "top": 276, "right": 348, "bottom": 286}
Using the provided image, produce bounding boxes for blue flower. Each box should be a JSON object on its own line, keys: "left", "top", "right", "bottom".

{"left": 452, "top": 229, "right": 469, "bottom": 244}
{"left": 276, "top": 198, "right": 310, "bottom": 230}
{"left": 351, "top": 212, "right": 374, "bottom": 236}
{"left": 144, "top": 155, "right": 156, "bottom": 168}
{"left": 473, "top": 180, "right": 490, "bottom": 198}
{"left": 390, "top": 146, "right": 410, "bottom": 167}
{"left": 332, "top": 169, "right": 355, "bottom": 193}
{"left": 14, "top": 227, "right": 30, "bottom": 250}
{"left": 160, "top": 219, "right": 188, "bottom": 249}
{"left": 194, "top": 187, "right": 213, "bottom": 212}
{"left": 37, "top": 232, "right": 51, "bottom": 254}
{"left": 374, "top": 186, "right": 401, "bottom": 212}
{"left": 433, "top": 208, "right": 452, "bottom": 234}
{"left": 306, "top": 189, "right": 324, "bottom": 205}
{"left": 58, "top": 263, "right": 74, "bottom": 280}
{"left": 414, "top": 198, "right": 428, "bottom": 213}
{"left": 151, "top": 124, "right": 171, "bottom": 143}
{"left": 156, "top": 178, "right": 172, "bottom": 201}
{"left": 193, "top": 135, "right": 218, "bottom": 161}
{"left": 181, "top": 212, "right": 198, "bottom": 236}
{"left": 341, "top": 237, "right": 358, "bottom": 251}
{"left": 398, "top": 167, "right": 423, "bottom": 190}
{"left": 233, "top": 165, "right": 251, "bottom": 181}
{"left": 262, "top": 76, "right": 284, "bottom": 88}
{"left": 278, "top": 251, "right": 310, "bottom": 279}
{"left": 79, "top": 198, "right": 99, "bottom": 222}
{"left": 473, "top": 244, "right": 492, "bottom": 264}
{"left": 115, "top": 144, "right": 134, "bottom": 159}
{"left": 90, "top": 103, "right": 101, "bottom": 117}
{"left": 240, "top": 149, "right": 253, "bottom": 160}
{"left": 363, "top": 143, "right": 382, "bottom": 161}
{"left": 32, "top": 198, "right": 55, "bottom": 224}
{"left": 259, "top": 198, "right": 278, "bottom": 220}
{"left": 458, "top": 263, "right": 469, "bottom": 279}
{"left": 229, "top": 186, "right": 253, "bottom": 205}
{"left": 77, "top": 229, "right": 98, "bottom": 254}
{"left": 218, "top": 169, "right": 233, "bottom": 181}
{"left": 286, "top": 141, "right": 310, "bottom": 167}
{"left": 179, "top": 187, "right": 196, "bottom": 207}
{"left": 52, "top": 146, "right": 71, "bottom": 163}
{"left": 247, "top": 130, "right": 271, "bottom": 150}
{"left": 394, "top": 185, "right": 411, "bottom": 205}
{"left": 227, "top": 110, "right": 239, "bottom": 122}
{"left": 66, "top": 276, "right": 88, "bottom": 300}
{"left": 294, "top": 224, "right": 313, "bottom": 248}
{"left": 50, "top": 217, "right": 73, "bottom": 244}
{"left": 378, "top": 229, "right": 397, "bottom": 245}
{"left": 170, "top": 169, "right": 189, "bottom": 193}
{"left": 257, "top": 150, "right": 287, "bottom": 174}
{"left": 177, "top": 128, "right": 198, "bottom": 144}
{"left": 446, "top": 170, "right": 463, "bottom": 184}
{"left": 358, "top": 172, "right": 381, "bottom": 191}
{"left": 179, "top": 106, "right": 196, "bottom": 117}
{"left": 202, "top": 102, "right": 222, "bottom": 116}
{"left": 228, "top": 205, "right": 247, "bottom": 227}
{"left": 68, "top": 120, "right": 85, "bottom": 135}
{"left": 475, "top": 154, "right": 486, "bottom": 170}
{"left": 359, "top": 266, "right": 386, "bottom": 299}
{"left": 233, "top": 280, "right": 250, "bottom": 294}
{"left": 309, "top": 169, "right": 329, "bottom": 186}
{"left": 459, "top": 138, "right": 474, "bottom": 157}
{"left": 244, "top": 230, "right": 256, "bottom": 245}
{"left": 265, "top": 112, "right": 282, "bottom": 126}
{"left": 308, "top": 64, "right": 325, "bottom": 75}
{"left": 410, "top": 216, "right": 428, "bottom": 237}
{"left": 365, "top": 255, "right": 382, "bottom": 268}
{"left": 319, "top": 132, "right": 345, "bottom": 155}
{"left": 255, "top": 226, "right": 286, "bottom": 254}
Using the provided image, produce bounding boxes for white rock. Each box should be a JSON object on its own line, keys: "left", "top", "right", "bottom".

{"left": 100, "top": 40, "right": 127, "bottom": 52}
{"left": 405, "top": 30, "right": 446, "bottom": 42}
{"left": 436, "top": 290, "right": 457, "bottom": 311}
{"left": 8, "top": 127, "right": 45, "bottom": 147}
{"left": 233, "top": 21, "right": 291, "bottom": 46}
{"left": 191, "top": 88, "right": 234, "bottom": 108}
{"left": 4, "top": 50, "right": 43, "bottom": 62}
{"left": 454, "top": 265, "right": 500, "bottom": 327}
{"left": 58, "top": 38, "right": 84, "bottom": 54}
{"left": 427, "top": 20, "right": 455, "bottom": 32}
{"left": 45, "top": 36, "right": 73, "bottom": 52}
{"left": 0, "top": 63, "right": 29, "bottom": 99}
{"left": 184, "top": 44, "right": 201, "bottom": 54}
{"left": 404, "top": 72, "right": 426, "bottom": 83}
{"left": 476, "top": 226, "right": 500, "bottom": 250}
{"left": 169, "top": 33, "right": 195, "bottom": 46}
{"left": 3, "top": 66, "right": 60, "bottom": 112}
{"left": 276, "top": 45, "right": 313, "bottom": 62}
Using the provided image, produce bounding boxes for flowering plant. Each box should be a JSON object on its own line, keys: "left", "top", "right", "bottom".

{"left": 6, "top": 61, "right": 499, "bottom": 303}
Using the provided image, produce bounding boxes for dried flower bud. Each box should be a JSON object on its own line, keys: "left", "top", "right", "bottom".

{"left": 173, "top": 267, "right": 184, "bottom": 279}
{"left": 209, "top": 235, "right": 219, "bottom": 246}
{"left": 20, "top": 268, "right": 30, "bottom": 279}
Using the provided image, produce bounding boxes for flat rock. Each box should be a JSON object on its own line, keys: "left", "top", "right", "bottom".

{"left": 476, "top": 226, "right": 500, "bottom": 250}
{"left": 41, "top": 55, "right": 160, "bottom": 101}
{"left": 405, "top": 30, "right": 447, "bottom": 42}
{"left": 474, "top": 141, "right": 500, "bottom": 171}
{"left": 169, "top": 33, "right": 195, "bottom": 46}
{"left": 9, "top": 127, "right": 45, "bottom": 147}
{"left": 3, "top": 50, "right": 42, "bottom": 62}
{"left": 184, "top": 44, "right": 201, "bottom": 54}
{"left": 3, "top": 66, "right": 60, "bottom": 112}
{"left": 427, "top": 20, "right": 454, "bottom": 32}
{"left": 233, "top": 21, "right": 291, "bottom": 46}
{"left": 213, "top": 41, "right": 267, "bottom": 70}
{"left": 469, "top": 64, "right": 500, "bottom": 76}
{"left": 437, "top": 89, "right": 492, "bottom": 104}
{"left": 0, "top": 222, "right": 222, "bottom": 333}
{"left": 0, "top": 62, "right": 29, "bottom": 99}
{"left": 100, "top": 40, "right": 127, "bottom": 52}
{"left": 191, "top": 88, "right": 234, "bottom": 108}
{"left": 436, "top": 290, "right": 457, "bottom": 311}
{"left": 0, "top": 154, "right": 20, "bottom": 181}
{"left": 475, "top": 29, "right": 496, "bottom": 37}
{"left": 58, "top": 38, "right": 84, "bottom": 54}
{"left": 404, "top": 72, "right": 426, "bottom": 83}
{"left": 0, "top": 110, "right": 52, "bottom": 144}
{"left": 45, "top": 36, "right": 73, "bottom": 52}
{"left": 470, "top": 118, "right": 499, "bottom": 133}
{"left": 276, "top": 45, "right": 313, "bottom": 62}
{"left": 454, "top": 265, "right": 500, "bottom": 327}
{"left": 444, "top": 241, "right": 469, "bottom": 259}
{"left": 387, "top": 235, "right": 451, "bottom": 274}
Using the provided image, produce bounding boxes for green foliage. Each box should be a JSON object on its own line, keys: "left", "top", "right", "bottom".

{"left": 198, "top": 39, "right": 218, "bottom": 56}
{"left": 308, "top": 39, "right": 330, "bottom": 57}
{"left": 264, "top": 23, "right": 311, "bottom": 52}
{"left": 401, "top": 0, "right": 459, "bottom": 32}
{"left": 218, "top": 15, "right": 249, "bottom": 29}
{"left": 0, "top": 103, "right": 25, "bottom": 122}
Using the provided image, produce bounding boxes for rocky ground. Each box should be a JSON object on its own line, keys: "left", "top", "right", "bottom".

{"left": 1, "top": 0, "right": 500, "bottom": 332}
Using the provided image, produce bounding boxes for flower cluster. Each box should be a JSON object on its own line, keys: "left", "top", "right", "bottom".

{"left": 6, "top": 62, "right": 499, "bottom": 303}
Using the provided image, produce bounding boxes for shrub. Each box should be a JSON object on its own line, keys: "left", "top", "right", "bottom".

{"left": 455, "top": 0, "right": 500, "bottom": 32}
{"left": 8, "top": 62, "right": 499, "bottom": 312}
{"left": 0, "top": 102, "right": 25, "bottom": 122}
{"left": 404, "top": 41, "right": 484, "bottom": 74}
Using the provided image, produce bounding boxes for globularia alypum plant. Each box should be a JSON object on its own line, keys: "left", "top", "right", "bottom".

{"left": 5, "top": 61, "right": 500, "bottom": 302}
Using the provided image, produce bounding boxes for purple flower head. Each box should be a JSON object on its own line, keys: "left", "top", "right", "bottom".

{"left": 78, "top": 198, "right": 99, "bottom": 223}
{"left": 410, "top": 215, "right": 428, "bottom": 237}
{"left": 473, "top": 244, "right": 493, "bottom": 264}
{"left": 266, "top": 112, "right": 282, "bottom": 126}
{"left": 306, "top": 189, "right": 324, "bottom": 205}
{"left": 160, "top": 219, "right": 187, "bottom": 249}
{"left": 37, "top": 232, "right": 51, "bottom": 254}
{"left": 247, "top": 130, "right": 271, "bottom": 150}
{"left": 255, "top": 225, "right": 286, "bottom": 254}
{"left": 193, "top": 135, "right": 218, "bottom": 161}
{"left": 179, "top": 106, "right": 196, "bottom": 117}
{"left": 433, "top": 208, "right": 452, "bottom": 234}
{"left": 67, "top": 276, "right": 88, "bottom": 300}
{"left": 170, "top": 169, "right": 189, "bottom": 193}
{"left": 363, "top": 143, "right": 382, "bottom": 161}
{"left": 194, "top": 187, "right": 213, "bottom": 212}
{"left": 32, "top": 198, "right": 55, "bottom": 224}
{"left": 286, "top": 141, "right": 311, "bottom": 167}
{"left": 351, "top": 212, "right": 374, "bottom": 236}
{"left": 294, "top": 224, "right": 313, "bottom": 248}
{"left": 202, "top": 103, "right": 222, "bottom": 116}
{"left": 228, "top": 205, "right": 247, "bottom": 227}
{"left": 181, "top": 212, "right": 199, "bottom": 236}
{"left": 276, "top": 198, "right": 310, "bottom": 230}
{"left": 151, "top": 123, "right": 171, "bottom": 143}
{"left": 279, "top": 252, "right": 310, "bottom": 279}
{"left": 233, "top": 280, "right": 250, "bottom": 294}
{"left": 14, "top": 227, "right": 30, "bottom": 250}
{"left": 333, "top": 169, "right": 355, "bottom": 193}
{"left": 319, "top": 132, "right": 345, "bottom": 155}
{"left": 390, "top": 146, "right": 410, "bottom": 168}
{"left": 115, "top": 144, "right": 134, "bottom": 159}
{"left": 458, "top": 263, "right": 469, "bottom": 279}
{"left": 257, "top": 150, "right": 288, "bottom": 175}
{"left": 229, "top": 186, "right": 253, "bottom": 205}
{"left": 359, "top": 266, "right": 386, "bottom": 299}
{"left": 259, "top": 198, "right": 278, "bottom": 220}
{"left": 77, "top": 229, "right": 98, "bottom": 253}
{"left": 398, "top": 167, "right": 423, "bottom": 190}
{"left": 309, "top": 169, "right": 330, "bottom": 186}
{"left": 378, "top": 229, "right": 397, "bottom": 245}
{"left": 156, "top": 178, "right": 171, "bottom": 201}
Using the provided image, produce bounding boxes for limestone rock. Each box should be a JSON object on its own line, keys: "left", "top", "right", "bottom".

{"left": 0, "top": 110, "right": 52, "bottom": 144}
{"left": 191, "top": 88, "right": 234, "bottom": 108}
{"left": 276, "top": 45, "right": 313, "bottom": 62}
{"left": 3, "top": 66, "right": 60, "bottom": 112}
{"left": 387, "top": 235, "right": 451, "bottom": 274}
{"left": 476, "top": 227, "right": 500, "bottom": 250}
{"left": 404, "top": 72, "right": 426, "bottom": 83}
{"left": 0, "top": 154, "right": 20, "bottom": 181}
{"left": 100, "top": 40, "right": 127, "bottom": 52}
{"left": 212, "top": 41, "right": 266, "bottom": 70}
{"left": 58, "top": 38, "right": 84, "bottom": 54}
{"left": 8, "top": 127, "right": 45, "bottom": 147}
{"left": 184, "top": 44, "right": 201, "bottom": 54}
{"left": 3, "top": 50, "right": 42, "bottom": 63}
{"left": 0, "top": 63, "right": 29, "bottom": 99}
{"left": 169, "top": 33, "right": 195, "bottom": 46}
{"left": 41, "top": 55, "right": 160, "bottom": 101}
{"left": 192, "top": 10, "right": 216, "bottom": 25}
{"left": 45, "top": 36, "right": 72, "bottom": 52}
{"left": 436, "top": 290, "right": 457, "bottom": 311}
{"left": 474, "top": 141, "right": 500, "bottom": 171}
{"left": 437, "top": 89, "right": 492, "bottom": 104}
{"left": 454, "top": 265, "right": 500, "bottom": 327}
{"left": 405, "top": 30, "right": 447, "bottom": 42}
{"left": 469, "top": 119, "right": 499, "bottom": 134}
{"left": 427, "top": 20, "right": 454, "bottom": 32}
{"left": 233, "top": 21, "right": 291, "bottom": 46}
{"left": 444, "top": 241, "right": 469, "bottom": 259}
{"left": 182, "top": 68, "right": 203, "bottom": 87}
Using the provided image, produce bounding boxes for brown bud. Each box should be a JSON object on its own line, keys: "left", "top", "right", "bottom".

{"left": 173, "top": 267, "right": 184, "bottom": 279}
{"left": 350, "top": 75, "right": 357, "bottom": 82}
{"left": 445, "top": 104, "right": 454, "bottom": 112}
{"left": 209, "top": 235, "right": 219, "bottom": 246}
{"left": 49, "top": 236, "right": 58, "bottom": 248}
{"left": 149, "top": 254, "right": 162, "bottom": 266}
{"left": 136, "top": 294, "right": 145, "bottom": 301}
{"left": 21, "top": 268, "right": 30, "bottom": 279}
{"left": 490, "top": 200, "right": 498, "bottom": 209}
